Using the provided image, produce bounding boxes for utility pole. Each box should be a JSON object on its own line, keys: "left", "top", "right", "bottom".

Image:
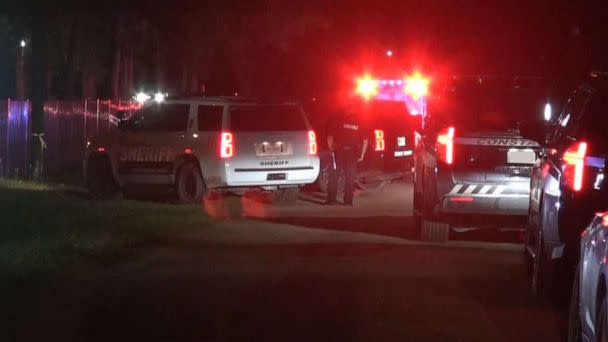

{"left": 28, "top": 14, "right": 48, "bottom": 179}
{"left": 16, "top": 40, "right": 27, "bottom": 100}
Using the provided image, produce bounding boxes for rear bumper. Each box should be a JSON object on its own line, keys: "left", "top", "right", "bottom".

{"left": 438, "top": 173, "right": 531, "bottom": 216}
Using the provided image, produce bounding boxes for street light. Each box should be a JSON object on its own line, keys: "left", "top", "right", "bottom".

{"left": 20, "top": 40, "right": 26, "bottom": 48}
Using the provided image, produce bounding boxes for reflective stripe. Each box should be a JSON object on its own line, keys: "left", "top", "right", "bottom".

{"left": 449, "top": 184, "right": 463, "bottom": 194}
{"left": 463, "top": 185, "right": 477, "bottom": 194}
{"left": 479, "top": 185, "right": 493, "bottom": 194}
{"left": 493, "top": 185, "right": 505, "bottom": 195}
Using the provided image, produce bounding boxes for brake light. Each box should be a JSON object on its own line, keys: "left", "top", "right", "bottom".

{"left": 563, "top": 141, "right": 587, "bottom": 191}
{"left": 374, "top": 129, "right": 385, "bottom": 151}
{"left": 96, "top": 147, "right": 105, "bottom": 152}
{"left": 308, "top": 130, "right": 317, "bottom": 155}
{"left": 220, "top": 132, "right": 234, "bottom": 159}
{"left": 436, "top": 127, "right": 455, "bottom": 165}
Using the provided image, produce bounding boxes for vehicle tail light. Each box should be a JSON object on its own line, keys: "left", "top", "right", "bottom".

{"left": 308, "top": 130, "right": 317, "bottom": 155}
{"left": 374, "top": 129, "right": 385, "bottom": 151}
{"left": 436, "top": 126, "right": 455, "bottom": 165}
{"left": 220, "top": 132, "right": 234, "bottom": 159}
{"left": 563, "top": 141, "right": 587, "bottom": 191}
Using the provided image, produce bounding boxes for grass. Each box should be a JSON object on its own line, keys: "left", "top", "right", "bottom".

{"left": 0, "top": 178, "right": 211, "bottom": 275}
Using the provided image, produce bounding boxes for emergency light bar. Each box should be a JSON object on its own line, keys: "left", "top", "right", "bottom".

{"left": 355, "top": 72, "right": 429, "bottom": 115}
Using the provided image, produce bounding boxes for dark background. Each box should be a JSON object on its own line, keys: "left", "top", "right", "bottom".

{"left": 1, "top": 0, "right": 607, "bottom": 101}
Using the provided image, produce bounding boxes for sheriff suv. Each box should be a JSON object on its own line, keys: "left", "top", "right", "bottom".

{"left": 413, "top": 77, "right": 553, "bottom": 241}
{"left": 84, "top": 97, "right": 320, "bottom": 204}
{"left": 526, "top": 72, "right": 608, "bottom": 299}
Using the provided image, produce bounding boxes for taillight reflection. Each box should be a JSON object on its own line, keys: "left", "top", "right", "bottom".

{"left": 436, "top": 126, "right": 455, "bottom": 165}
{"left": 308, "top": 130, "right": 317, "bottom": 155}
{"left": 563, "top": 141, "right": 587, "bottom": 191}
{"left": 220, "top": 132, "right": 234, "bottom": 159}
{"left": 374, "top": 129, "right": 385, "bottom": 151}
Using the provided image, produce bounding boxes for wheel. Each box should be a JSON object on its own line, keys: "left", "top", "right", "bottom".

{"left": 567, "top": 264, "right": 583, "bottom": 342}
{"left": 420, "top": 219, "right": 450, "bottom": 242}
{"left": 175, "top": 162, "right": 205, "bottom": 204}
{"left": 597, "top": 292, "right": 608, "bottom": 342}
{"left": 318, "top": 156, "right": 344, "bottom": 196}
{"left": 271, "top": 188, "right": 299, "bottom": 206}
{"left": 87, "top": 154, "right": 121, "bottom": 199}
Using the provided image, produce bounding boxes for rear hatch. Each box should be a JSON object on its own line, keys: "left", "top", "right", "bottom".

{"left": 453, "top": 130, "right": 541, "bottom": 182}
{"left": 430, "top": 78, "right": 553, "bottom": 182}
{"left": 227, "top": 104, "right": 315, "bottom": 178}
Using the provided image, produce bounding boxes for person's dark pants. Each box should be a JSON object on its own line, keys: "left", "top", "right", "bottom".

{"left": 327, "top": 147, "right": 357, "bottom": 204}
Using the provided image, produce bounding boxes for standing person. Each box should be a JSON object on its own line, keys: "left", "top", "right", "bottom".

{"left": 325, "top": 103, "right": 369, "bottom": 206}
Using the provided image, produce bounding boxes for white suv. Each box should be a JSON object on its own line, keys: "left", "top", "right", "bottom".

{"left": 84, "top": 97, "right": 320, "bottom": 203}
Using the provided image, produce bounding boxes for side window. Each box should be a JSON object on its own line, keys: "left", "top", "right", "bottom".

{"left": 553, "top": 90, "right": 591, "bottom": 140}
{"left": 198, "top": 105, "right": 224, "bottom": 131}
{"left": 577, "top": 90, "right": 608, "bottom": 140}
{"left": 130, "top": 104, "right": 190, "bottom": 132}
{"left": 163, "top": 104, "right": 191, "bottom": 131}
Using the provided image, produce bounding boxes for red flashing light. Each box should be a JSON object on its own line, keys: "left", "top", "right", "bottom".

{"left": 374, "top": 129, "right": 385, "bottom": 151}
{"left": 449, "top": 196, "right": 474, "bottom": 202}
{"left": 436, "top": 127, "right": 455, "bottom": 165}
{"left": 220, "top": 132, "right": 234, "bottom": 159}
{"left": 97, "top": 147, "right": 105, "bottom": 152}
{"left": 355, "top": 75, "right": 379, "bottom": 100}
{"left": 404, "top": 72, "right": 429, "bottom": 100}
{"left": 563, "top": 141, "right": 587, "bottom": 191}
{"left": 308, "top": 130, "right": 318, "bottom": 155}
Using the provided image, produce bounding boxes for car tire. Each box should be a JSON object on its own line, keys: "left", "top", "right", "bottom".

{"left": 567, "top": 264, "right": 583, "bottom": 342}
{"left": 175, "top": 162, "right": 205, "bottom": 204}
{"left": 420, "top": 219, "right": 450, "bottom": 242}
{"left": 87, "top": 154, "right": 121, "bottom": 199}
{"left": 272, "top": 188, "right": 299, "bottom": 206}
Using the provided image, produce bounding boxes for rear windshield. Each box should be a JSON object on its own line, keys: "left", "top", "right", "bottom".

{"left": 429, "top": 81, "right": 553, "bottom": 132}
{"left": 229, "top": 105, "right": 307, "bottom": 131}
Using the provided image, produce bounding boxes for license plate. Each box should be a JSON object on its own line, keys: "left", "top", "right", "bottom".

{"left": 267, "top": 173, "right": 286, "bottom": 181}
{"left": 256, "top": 142, "right": 291, "bottom": 156}
{"left": 507, "top": 149, "right": 536, "bottom": 164}
{"left": 397, "top": 137, "right": 406, "bottom": 147}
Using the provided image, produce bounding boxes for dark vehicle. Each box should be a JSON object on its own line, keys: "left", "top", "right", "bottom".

{"left": 568, "top": 211, "right": 608, "bottom": 342}
{"left": 526, "top": 72, "right": 608, "bottom": 298}
{"left": 310, "top": 99, "right": 420, "bottom": 196}
{"left": 413, "top": 76, "right": 554, "bottom": 241}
